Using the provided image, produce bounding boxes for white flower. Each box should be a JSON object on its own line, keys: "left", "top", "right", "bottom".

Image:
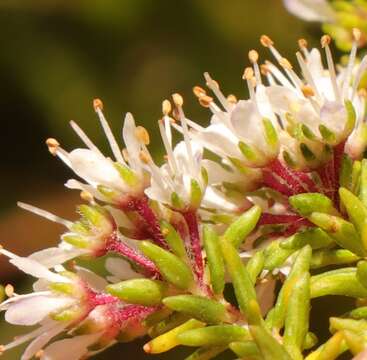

{"left": 283, "top": 0, "right": 335, "bottom": 22}
{"left": 46, "top": 101, "right": 151, "bottom": 205}
{"left": 0, "top": 252, "right": 118, "bottom": 359}
{"left": 144, "top": 95, "right": 208, "bottom": 210}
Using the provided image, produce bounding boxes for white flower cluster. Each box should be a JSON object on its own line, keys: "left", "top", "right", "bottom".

{"left": 1, "top": 31, "right": 366, "bottom": 359}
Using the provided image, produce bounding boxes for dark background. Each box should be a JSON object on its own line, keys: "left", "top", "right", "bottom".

{"left": 0, "top": 1, "right": 323, "bottom": 358}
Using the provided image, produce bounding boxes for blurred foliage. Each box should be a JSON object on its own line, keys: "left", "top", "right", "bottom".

{"left": 0, "top": 1, "right": 326, "bottom": 359}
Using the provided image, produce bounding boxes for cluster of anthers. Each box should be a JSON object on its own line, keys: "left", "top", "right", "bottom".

{"left": 2, "top": 29, "right": 367, "bottom": 360}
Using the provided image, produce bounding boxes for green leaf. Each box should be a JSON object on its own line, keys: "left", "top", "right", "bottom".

{"left": 229, "top": 341, "right": 260, "bottom": 359}
{"left": 221, "top": 240, "right": 262, "bottom": 325}
{"left": 309, "top": 212, "right": 366, "bottom": 257}
{"left": 289, "top": 193, "right": 337, "bottom": 217}
{"left": 360, "top": 159, "right": 367, "bottom": 207}
{"left": 144, "top": 319, "right": 205, "bottom": 354}
{"left": 106, "top": 279, "right": 166, "bottom": 306}
{"left": 203, "top": 225, "right": 225, "bottom": 294}
{"left": 250, "top": 325, "right": 292, "bottom": 360}
{"left": 160, "top": 220, "right": 186, "bottom": 258}
{"left": 311, "top": 249, "right": 360, "bottom": 269}
{"left": 311, "top": 268, "right": 367, "bottom": 298}
{"left": 268, "top": 246, "right": 311, "bottom": 332}
{"left": 246, "top": 250, "right": 265, "bottom": 284}
{"left": 280, "top": 228, "right": 334, "bottom": 250}
{"left": 185, "top": 346, "right": 227, "bottom": 360}
{"left": 178, "top": 325, "right": 250, "bottom": 346}
{"left": 357, "top": 260, "right": 367, "bottom": 289}
{"left": 139, "top": 241, "right": 194, "bottom": 290}
{"left": 223, "top": 205, "right": 261, "bottom": 248}
{"left": 163, "top": 295, "right": 230, "bottom": 324}
{"left": 283, "top": 273, "right": 310, "bottom": 360}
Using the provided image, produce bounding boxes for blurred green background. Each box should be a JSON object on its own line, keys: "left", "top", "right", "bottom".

{"left": 0, "top": 1, "right": 324, "bottom": 358}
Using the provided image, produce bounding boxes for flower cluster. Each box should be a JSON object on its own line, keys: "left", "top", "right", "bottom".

{"left": 2, "top": 29, "right": 367, "bottom": 360}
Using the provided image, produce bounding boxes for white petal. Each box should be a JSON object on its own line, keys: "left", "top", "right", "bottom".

{"left": 192, "top": 123, "right": 241, "bottom": 159}
{"left": 320, "top": 100, "right": 346, "bottom": 134}
{"left": 104, "top": 206, "right": 134, "bottom": 228}
{"left": 202, "top": 159, "right": 243, "bottom": 184}
{"left": 202, "top": 187, "right": 238, "bottom": 212}
{"left": 0, "top": 292, "right": 52, "bottom": 311}
{"left": 41, "top": 333, "right": 102, "bottom": 360}
{"left": 68, "top": 149, "right": 126, "bottom": 191}
{"left": 230, "top": 100, "right": 267, "bottom": 149}
{"left": 22, "top": 322, "right": 68, "bottom": 360}
{"left": 5, "top": 295, "right": 74, "bottom": 325}
{"left": 9, "top": 257, "right": 70, "bottom": 283}
{"left": 283, "top": 0, "right": 335, "bottom": 22}
{"left": 75, "top": 266, "right": 108, "bottom": 291}
{"left": 105, "top": 257, "right": 143, "bottom": 280}
{"left": 122, "top": 113, "right": 143, "bottom": 173}
{"left": 29, "top": 247, "right": 85, "bottom": 268}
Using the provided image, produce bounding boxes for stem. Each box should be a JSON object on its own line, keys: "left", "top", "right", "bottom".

{"left": 123, "top": 196, "right": 168, "bottom": 249}
{"left": 183, "top": 210, "right": 209, "bottom": 293}
{"left": 106, "top": 232, "right": 160, "bottom": 278}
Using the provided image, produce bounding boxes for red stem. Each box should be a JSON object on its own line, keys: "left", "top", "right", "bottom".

{"left": 183, "top": 210, "right": 206, "bottom": 289}
{"left": 106, "top": 232, "right": 160, "bottom": 278}
{"left": 121, "top": 196, "right": 167, "bottom": 249}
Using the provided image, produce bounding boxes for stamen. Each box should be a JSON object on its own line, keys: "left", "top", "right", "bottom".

{"left": 193, "top": 86, "right": 207, "bottom": 98}
{"left": 203, "top": 72, "right": 231, "bottom": 111}
{"left": 162, "top": 100, "right": 173, "bottom": 146}
{"left": 17, "top": 202, "right": 73, "bottom": 228}
{"left": 162, "top": 99, "right": 172, "bottom": 116}
{"left": 80, "top": 190, "right": 94, "bottom": 203}
{"left": 279, "top": 57, "right": 304, "bottom": 89}
{"left": 243, "top": 67, "right": 256, "bottom": 100}
{"left": 301, "top": 85, "right": 315, "bottom": 98}
{"left": 4, "top": 284, "right": 14, "bottom": 297}
{"left": 46, "top": 138, "right": 59, "bottom": 156}
{"left": 298, "top": 38, "right": 309, "bottom": 59}
{"left": 135, "top": 126, "right": 150, "bottom": 146}
{"left": 320, "top": 35, "right": 340, "bottom": 102}
{"left": 158, "top": 119, "right": 179, "bottom": 174}
{"left": 69, "top": 121, "right": 103, "bottom": 156}
{"left": 35, "top": 350, "right": 44, "bottom": 358}
{"left": 46, "top": 138, "right": 72, "bottom": 168}
{"left": 172, "top": 93, "right": 196, "bottom": 177}
{"left": 260, "top": 35, "right": 274, "bottom": 48}
{"left": 93, "top": 98, "right": 126, "bottom": 165}
{"left": 198, "top": 95, "right": 214, "bottom": 108}
{"left": 352, "top": 55, "right": 367, "bottom": 100}
{"left": 342, "top": 28, "right": 360, "bottom": 99}
{"left": 249, "top": 49, "right": 262, "bottom": 85}
{"left": 265, "top": 61, "right": 293, "bottom": 88}
{"left": 296, "top": 52, "right": 322, "bottom": 101}
{"left": 227, "top": 94, "right": 237, "bottom": 105}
